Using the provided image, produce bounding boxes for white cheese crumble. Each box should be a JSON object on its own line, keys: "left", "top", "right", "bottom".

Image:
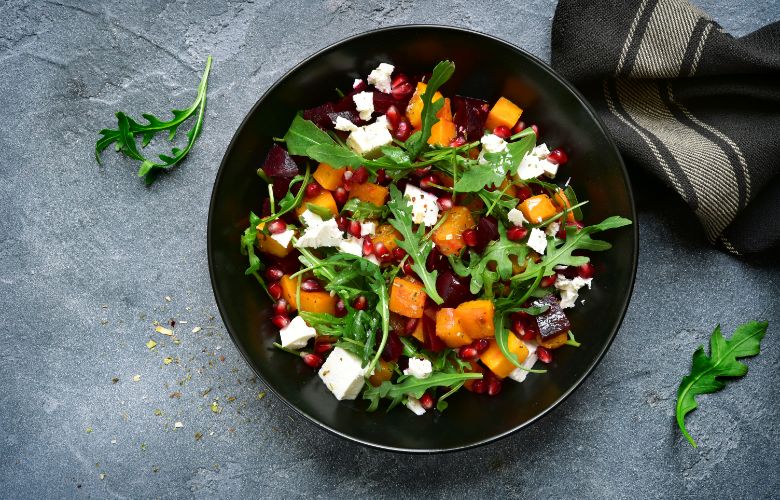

{"left": 481, "top": 133, "right": 508, "bottom": 153}
{"left": 527, "top": 227, "right": 548, "bottom": 254}
{"left": 360, "top": 221, "right": 376, "bottom": 236}
{"left": 367, "top": 62, "right": 394, "bottom": 93}
{"left": 353, "top": 78, "right": 363, "bottom": 89}
{"left": 375, "top": 114, "right": 391, "bottom": 130}
{"left": 333, "top": 116, "right": 358, "bottom": 132}
{"left": 554, "top": 275, "right": 593, "bottom": 309}
{"left": 338, "top": 236, "right": 363, "bottom": 257}
{"left": 545, "top": 222, "right": 561, "bottom": 238}
{"left": 507, "top": 208, "right": 528, "bottom": 227}
{"left": 364, "top": 254, "right": 381, "bottom": 266}
{"left": 295, "top": 217, "right": 343, "bottom": 249}
{"left": 353, "top": 91, "right": 374, "bottom": 121}
{"left": 270, "top": 229, "right": 294, "bottom": 248}
{"left": 318, "top": 347, "right": 366, "bottom": 400}
{"left": 508, "top": 341, "right": 538, "bottom": 383}
{"left": 403, "top": 184, "right": 439, "bottom": 226}
{"left": 517, "top": 143, "right": 559, "bottom": 179}
{"left": 403, "top": 357, "right": 433, "bottom": 379}
{"left": 346, "top": 120, "right": 393, "bottom": 156}
{"left": 300, "top": 209, "right": 322, "bottom": 227}
{"left": 405, "top": 395, "right": 426, "bottom": 416}
{"left": 279, "top": 315, "right": 316, "bottom": 349}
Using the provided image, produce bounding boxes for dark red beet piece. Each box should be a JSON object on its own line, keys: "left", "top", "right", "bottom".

{"left": 436, "top": 271, "right": 475, "bottom": 308}
{"left": 422, "top": 303, "right": 446, "bottom": 352}
{"left": 451, "top": 95, "right": 490, "bottom": 140}
{"left": 425, "top": 246, "right": 451, "bottom": 274}
{"left": 533, "top": 295, "right": 572, "bottom": 339}
{"left": 381, "top": 331, "right": 403, "bottom": 361}
{"left": 269, "top": 251, "right": 302, "bottom": 275}
{"left": 474, "top": 216, "right": 499, "bottom": 253}
{"left": 334, "top": 80, "right": 368, "bottom": 113}
{"left": 262, "top": 144, "right": 299, "bottom": 179}
{"left": 327, "top": 109, "right": 361, "bottom": 127}
{"left": 372, "top": 91, "right": 408, "bottom": 114}
{"left": 302, "top": 102, "right": 336, "bottom": 129}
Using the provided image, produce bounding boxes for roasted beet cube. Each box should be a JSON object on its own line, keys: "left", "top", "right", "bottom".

{"left": 327, "top": 109, "right": 361, "bottom": 127}
{"left": 302, "top": 102, "right": 336, "bottom": 129}
{"left": 533, "top": 295, "right": 572, "bottom": 338}
{"left": 269, "top": 250, "right": 302, "bottom": 275}
{"left": 261, "top": 144, "right": 299, "bottom": 179}
{"left": 334, "top": 80, "right": 368, "bottom": 112}
{"left": 372, "top": 90, "right": 408, "bottom": 114}
{"left": 436, "top": 270, "right": 475, "bottom": 308}
{"left": 452, "top": 95, "right": 490, "bottom": 140}
{"left": 474, "top": 215, "right": 499, "bottom": 253}
{"left": 422, "top": 303, "right": 446, "bottom": 352}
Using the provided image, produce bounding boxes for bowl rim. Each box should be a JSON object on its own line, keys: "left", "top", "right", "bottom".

{"left": 207, "top": 24, "right": 639, "bottom": 454}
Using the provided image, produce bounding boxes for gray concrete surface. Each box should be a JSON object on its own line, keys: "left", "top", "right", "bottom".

{"left": 1, "top": 0, "right": 778, "bottom": 498}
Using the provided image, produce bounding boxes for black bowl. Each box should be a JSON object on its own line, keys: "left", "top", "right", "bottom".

{"left": 208, "top": 25, "right": 637, "bottom": 453}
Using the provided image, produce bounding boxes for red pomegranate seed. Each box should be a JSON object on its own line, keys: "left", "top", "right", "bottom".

{"left": 385, "top": 105, "right": 401, "bottom": 128}
{"left": 305, "top": 182, "right": 322, "bottom": 198}
{"left": 362, "top": 236, "right": 374, "bottom": 256}
{"left": 419, "top": 174, "right": 439, "bottom": 190}
{"left": 402, "top": 260, "right": 414, "bottom": 276}
{"left": 404, "top": 318, "right": 419, "bottom": 335}
{"left": 473, "top": 339, "right": 490, "bottom": 353}
{"left": 342, "top": 169, "right": 353, "bottom": 181}
{"left": 335, "top": 215, "right": 348, "bottom": 232}
{"left": 463, "top": 229, "right": 478, "bottom": 247}
{"left": 506, "top": 227, "right": 528, "bottom": 241}
{"left": 391, "top": 74, "right": 414, "bottom": 100}
{"left": 314, "top": 342, "right": 332, "bottom": 354}
{"left": 493, "top": 125, "right": 511, "bottom": 139}
{"left": 578, "top": 262, "right": 594, "bottom": 279}
{"left": 419, "top": 393, "right": 435, "bottom": 410}
{"left": 353, "top": 295, "right": 367, "bottom": 310}
{"left": 516, "top": 185, "right": 533, "bottom": 202}
{"left": 265, "top": 266, "right": 283, "bottom": 282}
{"left": 300, "top": 279, "right": 322, "bottom": 292}
{"left": 471, "top": 379, "right": 487, "bottom": 394}
{"left": 392, "top": 247, "right": 406, "bottom": 261}
{"left": 391, "top": 73, "right": 408, "bottom": 88}
{"left": 521, "top": 329, "right": 536, "bottom": 341}
{"left": 273, "top": 299, "right": 289, "bottom": 316}
{"left": 268, "top": 282, "right": 282, "bottom": 301}
{"left": 531, "top": 124, "right": 539, "bottom": 137}
{"left": 374, "top": 242, "right": 390, "bottom": 260}
{"left": 512, "top": 120, "right": 526, "bottom": 134}
{"left": 540, "top": 275, "right": 557, "bottom": 288}
{"left": 537, "top": 346, "right": 552, "bottom": 364}
{"left": 436, "top": 195, "right": 453, "bottom": 211}
{"left": 348, "top": 220, "right": 362, "bottom": 238}
{"left": 547, "top": 148, "right": 568, "bottom": 165}
{"left": 512, "top": 319, "right": 525, "bottom": 335}
{"left": 266, "top": 220, "right": 287, "bottom": 234}
{"left": 333, "top": 187, "right": 348, "bottom": 205}
{"left": 334, "top": 299, "right": 347, "bottom": 318}
{"left": 376, "top": 169, "right": 389, "bottom": 186}
{"left": 487, "top": 378, "right": 503, "bottom": 396}
{"left": 449, "top": 136, "right": 466, "bottom": 147}
{"left": 352, "top": 166, "right": 369, "bottom": 184}
{"left": 302, "top": 353, "right": 323, "bottom": 369}
{"left": 394, "top": 119, "right": 412, "bottom": 141}
{"left": 458, "top": 346, "right": 479, "bottom": 361}
{"left": 271, "top": 315, "right": 290, "bottom": 329}
{"left": 414, "top": 166, "right": 432, "bottom": 177}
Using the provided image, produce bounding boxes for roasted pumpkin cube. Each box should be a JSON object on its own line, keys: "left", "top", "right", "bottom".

{"left": 480, "top": 335, "right": 529, "bottom": 379}
{"left": 518, "top": 194, "right": 558, "bottom": 224}
{"left": 295, "top": 190, "right": 339, "bottom": 218}
{"left": 372, "top": 224, "right": 402, "bottom": 253}
{"left": 427, "top": 119, "right": 457, "bottom": 146}
{"left": 435, "top": 308, "right": 472, "bottom": 348}
{"left": 313, "top": 163, "right": 346, "bottom": 191}
{"left": 431, "top": 206, "right": 476, "bottom": 256}
{"left": 537, "top": 331, "right": 569, "bottom": 350}
{"left": 437, "top": 98, "right": 452, "bottom": 121}
{"left": 256, "top": 222, "right": 293, "bottom": 257}
{"left": 411, "top": 319, "right": 425, "bottom": 344}
{"left": 279, "top": 275, "right": 337, "bottom": 315}
{"left": 389, "top": 277, "right": 427, "bottom": 318}
{"left": 348, "top": 182, "right": 389, "bottom": 206}
{"left": 406, "top": 82, "right": 444, "bottom": 129}
{"left": 455, "top": 300, "right": 495, "bottom": 339}
{"left": 369, "top": 359, "right": 394, "bottom": 387}
{"left": 485, "top": 96, "right": 523, "bottom": 131}
{"left": 552, "top": 189, "right": 577, "bottom": 222}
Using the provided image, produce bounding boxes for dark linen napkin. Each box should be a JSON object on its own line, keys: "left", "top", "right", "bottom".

{"left": 551, "top": 0, "right": 780, "bottom": 255}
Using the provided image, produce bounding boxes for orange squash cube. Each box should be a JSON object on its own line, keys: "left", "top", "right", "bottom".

{"left": 552, "top": 189, "right": 577, "bottom": 223}
{"left": 485, "top": 97, "right": 523, "bottom": 131}
{"left": 435, "top": 308, "right": 473, "bottom": 348}
{"left": 411, "top": 319, "right": 425, "bottom": 344}
{"left": 518, "top": 194, "right": 558, "bottom": 224}
{"left": 295, "top": 190, "right": 338, "bottom": 218}
{"left": 389, "top": 277, "right": 427, "bottom": 318}
{"left": 256, "top": 222, "right": 293, "bottom": 257}
{"left": 348, "top": 182, "right": 389, "bottom": 206}
{"left": 480, "top": 335, "right": 529, "bottom": 379}
{"left": 455, "top": 300, "right": 495, "bottom": 339}
{"left": 369, "top": 359, "right": 394, "bottom": 387}
{"left": 313, "top": 163, "right": 346, "bottom": 191}
{"left": 431, "top": 206, "right": 476, "bottom": 256}
{"left": 406, "top": 82, "right": 444, "bottom": 129}
{"left": 372, "top": 224, "right": 402, "bottom": 253}
{"left": 537, "top": 331, "right": 569, "bottom": 350}
{"left": 427, "top": 119, "right": 457, "bottom": 146}
{"left": 436, "top": 98, "right": 452, "bottom": 122}
{"left": 279, "top": 275, "right": 337, "bottom": 315}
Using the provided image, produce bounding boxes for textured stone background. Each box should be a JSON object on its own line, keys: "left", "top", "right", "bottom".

{"left": 1, "top": 0, "right": 778, "bottom": 498}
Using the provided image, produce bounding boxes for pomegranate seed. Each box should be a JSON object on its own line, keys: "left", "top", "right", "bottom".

{"left": 404, "top": 318, "right": 419, "bottom": 335}
{"left": 531, "top": 124, "right": 539, "bottom": 137}
{"left": 333, "top": 187, "right": 348, "bottom": 205}
{"left": 402, "top": 260, "right": 414, "bottom": 276}
{"left": 463, "top": 229, "right": 478, "bottom": 247}
{"left": 414, "top": 166, "right": 432, "bottom": 177}
{"left": 540, "top": 275, "right": 557, "bottom": 288}
{"left": 302, "top": 353, "right": 323, "bottom": 369}
{"left": 487, "top": 378, "right": 503, "bottom": 396}
{"left": 537, "top": 346, "right": 553, "bottom": 364}
{"left": 268, "top": 282, "right": 282, "bottom": 300}
{"left": 547, "top": 148, "right": 568, "bottom": 165}
{"left": 335, "top": 215, "right": 349, "bottom": 232}
{"left": 458, "top": 346, "right": 479, "bottom": 361}
{"left": 334, "top": 299, "right": 347, "bottom": 318}
{"left": 419, "top": 393, "right": 435, "bottom": 410}
{"left": 506, "top": 227, "right": 528, "bottom": 241}
{"left": 516, "top": 185, "right": 533, "bottom": 202}
{"left": 265, "top": 266, "right": 283, "bottom": 282}
{"left": 348, "top": 220, "right": 362, "bottom": 238}
{"left": 471, "top": 379, "right": 487, "bottom": 394}
{"left": 271, "top": 315, "right": 290, "bottom": 329}
{"left": 362, "top": 236, "right": 374, "bottom": 256}
{"left": 394, "top": 119, "right": 412, "bottom": 141}
{"left": 314, "top": 342, "right": 332, "bottom": 354}
{"left": 474, "top": 339, "right": 490, "bottom": 353}
{"left": 512, "top": 120, "right": 526, "bottom": 134}
{"left": 419, "top": 174, "right": 439, "bottom": 190}
{"left": 436, "top": 195, "right": 453, "bottom": 211}
{"left": 353, "top": 295, "right": 367, "bottom": 310}
{"left": 374, "top": 241, "right": 390, "bottom": 260}
{"left": 300, "top": 279, "right": 322, "bottom": 292}
{"left": 273, "top": 299, "right": 289, "bottom": 316}
{"left": 391, "top": 73, "right": 409, "bottom": 88}
{"left": 521, "top": 329, "right": 536, "bottom": 341}
{"left": 385, "top": 105, "right": 401, "bottom": 128}
{"left": 266, "top": 220, "right": 287, "bottom": 234}
{"left": 305, "top": 182, "right": 321, "bottom": 198}
{"left": 391, "top": 74, "right": 414, "bottom": 100}
{"left": 352, "top": 166, "right": 369, "bottom": 184}
{"left": 578, "top": 262, "right": 595, "bottom": 279}
{"left": 342, "top": 169, "right": 353, "bottom": 181}
{"left": 512, "top": 319, "right": 525, "bottom": 335}
{"left": 449, "top": 136, "right": 466, "bottom": 147}
{"left": 392, "top": 246, "right": 406, "bottom": 261}
{"left": 493, "top": 125, "right": 511, "bottom": 139}
{"left": 376, "top": 169, "right": 389, "bottom": 186}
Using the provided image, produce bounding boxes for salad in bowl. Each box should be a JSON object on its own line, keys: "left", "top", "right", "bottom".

{"left": 240, "top": 60, "right": 631, "bottom": 416}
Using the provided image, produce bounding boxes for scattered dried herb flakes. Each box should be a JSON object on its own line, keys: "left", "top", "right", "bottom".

{"left": 86, "top": 427, "right": 93, "bottom": 434}
{"left": 153, "top": 409, "right": 163, "bottom": 416}
{"left": 192, "top": 326, "right": 202, "bottom": 333}
{"left": 256, "top": 391, "right": 266, "bottom": 400}
{"left": 146, "top": 339, "right": 157, "bottom": 349}
{"left": 226, "top": 396, "right": 236, "bottom": 402}
{"left": 111, "top": 377, "right": 119, "bottom": 384}
{"left": 169, "top": 392, "right": 182, "bottom": 399}
{"left": 174, "top": 421, "right": 184, "bottom": 429}
{"left": 163, "top": 357, "right": 174, "bottom": 365}
{"left": 132, "top": 375, "right": 141, "bottom": 382}
{"left": 211, "top": 401, "right": 222, "bottom": 414}
{"left": 140, "top": 443, "right": 147, "bottom": 451}
{"left": 155, "top": 326, "right": 173, "bottom": 336}
{"left": 194, "top": 432, "right": 203, "bottom": 441}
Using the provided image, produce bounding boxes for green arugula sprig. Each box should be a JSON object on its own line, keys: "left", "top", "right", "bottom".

{"left": 96, "top": 56, "right": 213, "bottom": 184}
{"left": 363, "top": 372, "right": 482, "bottom": 412}
{"left": 239, "top": 211, "right": 270, "bottom": 297}
{"left": 341, "top": 198, "right": 390, "bottom": 220}
{"left": 455, "top": 133, "right": 536, "bottom": 193}
{"left": 403, "top": 60, "right": 456, "bottom": 159}
{"left": 676, "top": 321, "right": 768, "bottom": 447}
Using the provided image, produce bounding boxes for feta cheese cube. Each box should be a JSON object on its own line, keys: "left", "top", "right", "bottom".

{"left": 508, "top": 341, "right": 538, "bottom": 383}
{"left": 554, "top": 275, "right": 593, "bottom": 309}
{"left": 346, "top": 120, "right": 393, "bottom": 156}
{"left": 353, "top": 91, "right": 374, "bottom": 121}
{"left": 517, "top": 154, "right": 545, "bottom": 180}
{"left": 299, "top": 209, "right": 323, "bottom": 227}
{"left": 481, "top": 133, "right": 508, "bottom": 153}
{"left": 318, "top": 347, "right": 366, "bottom": 400}
{"left": 507, "top": 208, "right": 527, "bottom": 227}
{"left": 279, "top": 316, "right": 316, "bottom": 350}
{"left": 353, "top": 78, "right": 363, "bottom": 89}
{"left": 270, "top": 229, "right": 294, "bottom": 248}
{"left": 338, "top": 236, "right": 363, "bottom": 257}
{"left": 367, "top": 62, "right": 394, "bottom": 93}
{"left": 295, "top": 218, "right": 343, "bottom": 248}
{"left": 360, "top": 221, "right": 376, "bottom": 236}
{"left": 527, "top": 227, "right": 548, "bottom": 255}
{"left": 405, "top": 395, "right": 426, "bottom": 416}
{"left": 545, "top": 222, "right": 561, "bottom": 238}
{"left": 404, "top": 184, "right": 439, "bottom": 226}
{"left": 403, "top": 357, "right": 432, "bottom": 379}
{"left": 532, "top": 143, "right": 551, "bottom": 158}
{"left": 375, "top": 114, "right": 391, "bottom": 129}
{"left": 541, "top": 159, "right": 559, "bottom": 178}
{"left": 364, "top": 254, "right": 380, "bottom": 266}
{"left": 334, "top": 116, "right": 358, "bottom": 132}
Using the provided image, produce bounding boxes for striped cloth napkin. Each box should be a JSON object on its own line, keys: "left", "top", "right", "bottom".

{"left": 551, "top": 0, "right": 780, "bottom": 255}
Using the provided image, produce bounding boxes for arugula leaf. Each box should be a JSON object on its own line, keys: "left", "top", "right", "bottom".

{"left": 676, "top": 321, "right": 768, "bottom": 448}
{"left": 306, "top": 203, "right": 333, "bottom": 220}
{"left": 454, "top": 133, "right": 536, "bottom": 193}
{"left": 403, "top": 61, "right": 455, "bottom": 159}
{"left": 282, "top": 115, "right": 336, "bottom": 155}
{"left": 467, "top": 223, "right": 530, "bottom": 296}
{"left": 492, "top": 270, "right": 545, "bottom": 368}
{"left": 258, "top": 167, "right": 310, "bottom": 224}
{"left": 307, "top": 144, "right": 364, "bottom": 168}
{"left": 341, "top": 198, "right": 390, "bottom": 220}
{"left": 239, "top": 211, "right": 270, "bottom": 296}
{"left": 386, "top": 185, "right": 444, "bottom": 304}
{"left": 363, "top": 372, "right": 482, "bottom": 412}
{"left": 95, "top": 56, "right": 212, "bottom": 184}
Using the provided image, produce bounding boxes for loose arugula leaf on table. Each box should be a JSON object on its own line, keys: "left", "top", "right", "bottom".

{"left": 403, "top": 60, "right": 456, "bottom": 159}
{"left": 363, "top": 372, "right": 482, "bottom": 412}
{"left": 96, "top": 56, "right": 213, "bottom": 185}
{"left": 676, "top": 321, "right": 768, "bottom": 448}
{"left": 341, "top": 198, "right": 390, "bottom": 220}
{"left": 387, "top": 185, "right": 444, "bottom": 304}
